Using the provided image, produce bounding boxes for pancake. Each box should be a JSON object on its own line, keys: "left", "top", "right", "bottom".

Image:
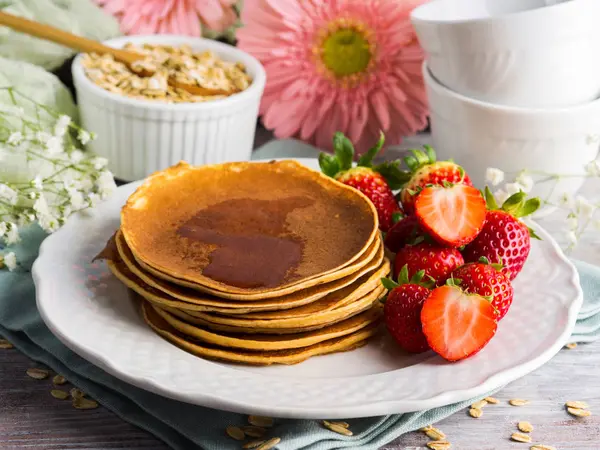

{"left": 114, "top": 228, "right": 385, "bottom": 308}
{"left": 133, "top": 230, "right": 383, "bottom": 301}
{"left": 121, "top": 160, "right": 378, "bottom": 296}
{"left": 164, "top": 285, "right": 386, "bottom": 334}
{"left": 108, "top": 244, "right": 390, "bottom": 317}
{"left": 142, "top": 302, "right": 380, "bottom": 366}
{"left": 148, "top": 303, "right": 381, "bottom": 351}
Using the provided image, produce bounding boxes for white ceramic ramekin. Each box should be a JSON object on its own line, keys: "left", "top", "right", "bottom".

{"left": 72, "top": 35, "right": 266, "bottom": 181}
{"left": 411, "top": 0, "right": 600, "bottom": 108}
{"left": 424, "top": 63, "right": 600, "bottom": 206}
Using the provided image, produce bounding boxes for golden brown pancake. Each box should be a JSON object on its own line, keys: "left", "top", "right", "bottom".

{"left": 134, "top": 234, "right": 383, "bottom": 300}
{"left": 108, "top": 244, "right": 390, "bottom": 316}
{"left": 150, "top": 303, "right": 381, "bottom": 351}
{"left": 142, "top": 301, "right": 380, "bottom": 366}
{"left": 165, "top": 286, "right": 386, "bottom": 334}
{"left": 121, "top": 160, "right": 378, "bottom": 295}
{"left": 113, "top": 229, "right": 385, "bottom": 309}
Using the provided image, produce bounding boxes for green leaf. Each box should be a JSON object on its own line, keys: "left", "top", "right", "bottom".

{"left": 398, "top": 264, "right": 410, "bottom": 285}
{"left": 411, "top": 270, "right": 425, "bottom": 284}
{"left": 528, "top": 227, "right": 543, "bottom": 240}
{"left": 392, "top": 211, "right": 404, "bottom": 224}
{"left": 358, "top": 131, "right": 385, "bottom": 167}
{"left": 318, "top": 153, "right": 340, "bottom": 178}
{"left": 423, "top": 145, "right": 437, "bottom": 164}
{"left": 484, "top": 186, "right": 499, "bottom": 210}
{"left": 517, "top": 198, "right": 541, "bottom": 218}
{"left": 410, "top": 149, "right": 430, "bottom": 167}
{"left": 332, "top": 132, "right": 354, "bottom": 171}
{"left": 478, "top": 256, "right": 491, "bottom": 265}
{"left": 403, "top": 155, "right": 419, "bottom": 172}
{"left": 501, "top": 191, "right": 527, "bottom": 216}
{"left": 374, "top": 161, "right": 412, "bottom": 190}
{"left": 381, "top": 277, "right": 399, "bottom": 290}
{"left": 446, "top": 276, "right": 461, "bottom": 287}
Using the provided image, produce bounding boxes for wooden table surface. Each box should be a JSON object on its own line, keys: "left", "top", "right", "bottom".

{"left": 1, "top": 132, "right": 599, "bottom": 450}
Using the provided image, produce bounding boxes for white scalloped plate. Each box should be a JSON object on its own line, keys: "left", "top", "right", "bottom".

{"left": 33, "top": 158, "right": 583, "bottom": 419}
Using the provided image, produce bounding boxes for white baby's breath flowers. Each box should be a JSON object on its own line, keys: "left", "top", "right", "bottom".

{"left": 3, "top": 252, "right": 17, "bottom": 271}
{"left": 486, "top": 168, "right": 504, "bottom": 186}
{"left": 0, "top": 87, "right": 116, "bottom": 269}
{"left": 486, "top": 160, "right": 600, "bottom": 252}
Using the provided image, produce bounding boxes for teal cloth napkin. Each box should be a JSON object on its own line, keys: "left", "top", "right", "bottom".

{"left": 1, "top": 225, "right": 600, "bottom": 450}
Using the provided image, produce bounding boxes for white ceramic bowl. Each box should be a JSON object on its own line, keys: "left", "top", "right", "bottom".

{"left": 72, "top": 35, "right": 266, "bottom": 181}
{"left": 424, "top": 63, "right": 600, "bottom": 206}
{"left": 411, "top": 0, "right": 600, "bottom": 108}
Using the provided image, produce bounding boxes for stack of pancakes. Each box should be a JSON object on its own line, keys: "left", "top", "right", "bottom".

{"left": 99, "top": 160, "right": 390, "bottom": 365}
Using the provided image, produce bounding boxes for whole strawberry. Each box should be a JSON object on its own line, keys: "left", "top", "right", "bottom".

{"left": 451, "top": 258, "right": 514, "bottom": 320}
{"left": 384, "top": 215, "right": 423, "bottom": 253}
{"left": 319, "top": 132, "right": 405, "bottom": 231}
{"left": 381, "top": 265, "right": 432, "bottom": 353}
{"left": 399, "top": 146, "right": 473, "bottom": 214}
{"left": 394, "top": 242, "right": 464, "bottom": 286}
{"left": 463, "top": 187, "right": 541, "bottom": 280}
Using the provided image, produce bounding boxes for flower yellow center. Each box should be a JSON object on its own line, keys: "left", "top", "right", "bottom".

{"left": 314, "top": 18, "right": 376, "bottom": 87}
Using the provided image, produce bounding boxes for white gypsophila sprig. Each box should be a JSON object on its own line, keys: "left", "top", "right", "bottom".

{"left": 485, "top": 163, "right": 600, "bottom": 252}
{"left": 0, "top": 87, "right": 116, "bottom": 268}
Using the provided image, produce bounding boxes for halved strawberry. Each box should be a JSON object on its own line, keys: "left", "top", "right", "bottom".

{"left": 421, "top": 285, "right": 498, "bottom": 361}
{"left": 399, "top": 146, "right": 473, "bottom": 214}
{"left": 414, "top": 184, "right": 486, "bottom": 247}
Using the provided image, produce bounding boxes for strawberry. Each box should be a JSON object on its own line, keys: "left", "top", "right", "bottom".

{"left": 463, "top": 187, "right": 541, "bottom": 280}
{"left": 414, "top": 184, "right": 487, "bottom": 247}
{"left": 381, "top": 266, "right": 432, "bottom": 353}
{"left": 399, "top": 146, "right": 473, "bottom": 214}
{"left": 384, "top": 215, "right": 423, "bottom": 253}
{"left": 393, "top": 242, "right": 464, "bottom": 286}
{"left": 450, "top": 258, "right": 514, "bottom": 320}
{"left": 421, "top": 285, "right": 498, "bottom": 361}
{"left": 319, "top": 132, "right": 406, "bottom": 231}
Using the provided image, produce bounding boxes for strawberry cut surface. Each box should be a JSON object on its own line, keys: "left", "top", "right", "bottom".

{"left": 421, "top": 285, "right": 498, "bottom": 361}
{"left": 415, "top": 184, "right": 487, "bottom": 247}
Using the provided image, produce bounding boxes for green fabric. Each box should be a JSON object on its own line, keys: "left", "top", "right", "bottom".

{"left": 0, "top": 56, "right": 78, "bottom": 121}
{"left": 0, "top": 225, "right": 599, "bottom": 450}
{"left": 0, "top": 0, "right": 120, "bottom": 71}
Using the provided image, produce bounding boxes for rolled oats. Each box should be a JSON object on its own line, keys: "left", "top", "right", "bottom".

{"left": 511, "top": 432, "right": 532, "bottom": 443}
{"left": 81, "top": 44, "right": 252, "bottom": 103}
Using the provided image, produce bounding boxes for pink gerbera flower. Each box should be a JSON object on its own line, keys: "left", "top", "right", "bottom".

{"left": 94, "top": 0, "right": 238, "bottom": 36}
{"left": 238, "top": 0, "right": 430, "bottom": 154}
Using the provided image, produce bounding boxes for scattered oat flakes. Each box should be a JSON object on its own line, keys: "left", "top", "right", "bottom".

{"left": 26, "top": 368, "right": 49, "bottom": 380}
{"left": 424, "top": 427, "right": 446, "bottom": 441}
{"left": 72, "top": 396, "right": 99, "bottom": 410}
{"left": 518, "top": 421, "right": 534, "bottom": 433}
{"left": 0, "top": 339, "right": 14, "bottom": 349}
{"left": 565, "top": 342, "right": 577, "bottom": 349}
{"left": 469, "top": 408, "right": 483, "bottom": 418}
{"left": 255, "top": 437, "right": 281, "bottom": 450}
{"left": 530, "top": 445, "right": 557, "bottom": 450}
{"left": 426, "top": 440, "right": 452, "bottom": 450}
{"left": 511, "top": 432, "right": 532, "bottom": 443}
{"left": 323, "top": 420, "right": 353, "bottom": 436}
{"left": 484, "top": 397, "right": 499, "bottom": 404}
{"left": 330, "top": 421, "right": 350, "bottom": 429}
{"left": 70, "top": 388, "right": 84, "bottom": 400}
{"left": 50, "top": 389, "right": 69, "bottom": 400}
{"left": 248, "top": 415, "right": 274, "bottom": 428}
{"left": 52, "top": 374, "right": 67, "bottom": 385}
{"left": 509, "top": 399, "right": 530, "bottom": 406}
{"left": 471, "top": 400, "right": 488, "bottom": 409}
{"left": 225, "top": 426, "right": 245, "bottom": 441}
{"left": 243, "top": 440, "right": 266, "bottom": 450}
{"left": 565, "top": 401, "right": 589, "bottom": 410}
{"left": 242, "top": 425, "right": 267, "bottom": 438}
{"left": 567, "top": 407, "right": 592, "bottom": 417}
{"left": 420, "top": 425, "right": 433, "bottom": 432}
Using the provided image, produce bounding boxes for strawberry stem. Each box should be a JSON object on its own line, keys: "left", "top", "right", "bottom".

{"left": 357, "top": 131, "right": 385, "bottom": 167}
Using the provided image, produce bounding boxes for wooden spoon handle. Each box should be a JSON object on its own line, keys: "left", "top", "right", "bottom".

{"left": 0, "top": 11, "right": 142, "bottom": 66}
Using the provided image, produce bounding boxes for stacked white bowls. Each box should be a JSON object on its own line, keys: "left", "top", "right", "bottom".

{"left": 411, "top": 0, "right": 600, "bottom": 202}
